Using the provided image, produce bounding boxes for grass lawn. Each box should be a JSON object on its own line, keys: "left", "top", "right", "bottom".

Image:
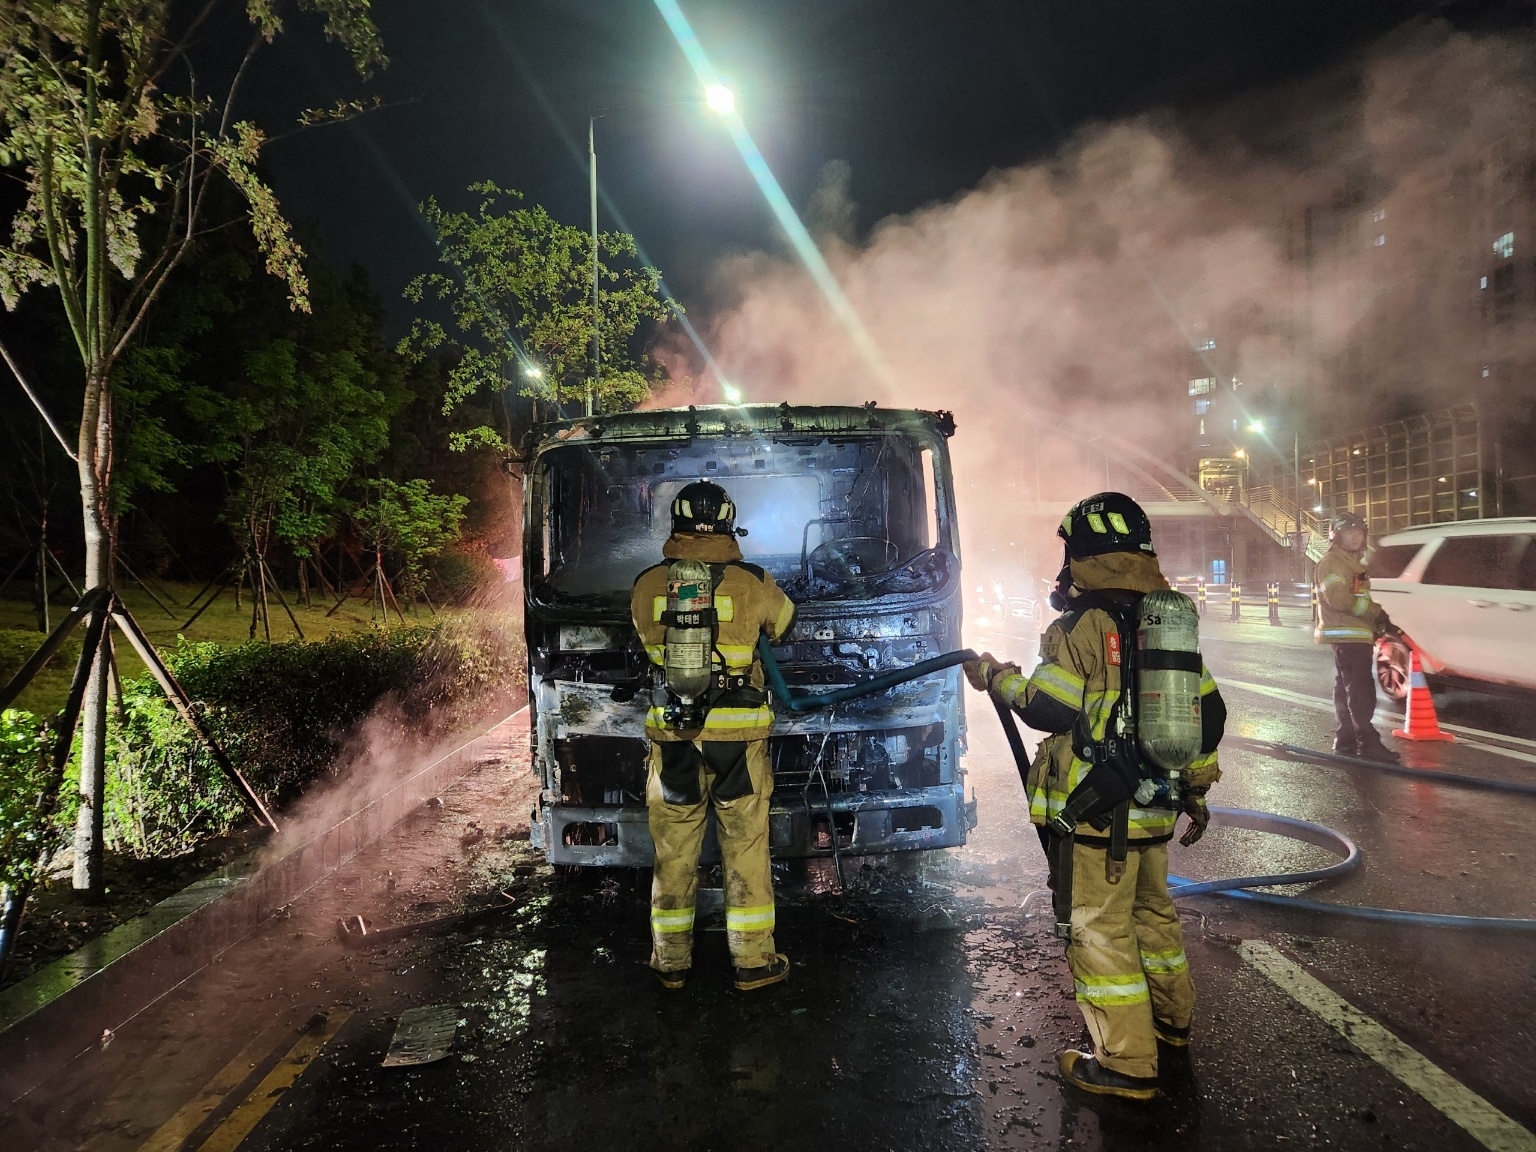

{"left": 0, "top": 578, "right": 446, "bottom": 716}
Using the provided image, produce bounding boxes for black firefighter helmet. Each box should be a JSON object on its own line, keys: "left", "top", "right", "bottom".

{"left": 671, "top": 480, "right": 740, "bottom": 535}
{"left": 1057, "top": 492, "right": 1155, "bottom": 560}
{"left": 1330, "top": 511, "right": 1368, "bottom": 539}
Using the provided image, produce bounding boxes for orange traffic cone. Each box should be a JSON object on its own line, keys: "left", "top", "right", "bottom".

{"left": 1392, "top": 651, "right": 1454, "bottom": 742}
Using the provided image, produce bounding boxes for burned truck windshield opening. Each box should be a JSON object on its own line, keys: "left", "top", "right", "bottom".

{"left": 534, "top": 433, "right": 953, "bottom": 604}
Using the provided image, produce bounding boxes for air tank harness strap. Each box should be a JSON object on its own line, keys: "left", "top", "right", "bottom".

{"left": 1048, "top": 828, "right": 1075, "bottom": 941}
{"left": 1106, "top": 802, "right": 1130, "bottom": 883}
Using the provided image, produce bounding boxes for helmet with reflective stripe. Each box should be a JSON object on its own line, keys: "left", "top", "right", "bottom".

{"left": 1330, "top": 511, "right": 1368, "bottom": 540}
{"left": 671, "top": 480, "right": 737, "bottom": 535}
{"left": 1057, "top": 492, "right": 1155, "bottom": 559}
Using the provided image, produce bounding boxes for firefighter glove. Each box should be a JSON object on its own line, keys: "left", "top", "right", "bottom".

{"left": 1179, "top": 789, "right": 1211, "bottom": 848}
{"left": 964, "top": 653, "right": 998, "bottom": 692}
{"left": 964, "top": 653, "right": 1021, "bottom": 694}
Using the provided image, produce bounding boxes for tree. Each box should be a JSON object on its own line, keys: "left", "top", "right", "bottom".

{"left": 0, "top": 1, "right": 384, "bottom": 893}
{"left": 400, "top": 182, "right": 670, "bottom": 447}
{"left": 185, "top": 259, "right": 400, "bottom": 635}
{"left": 352, "top": 477, "right": 467, "bottom": 618}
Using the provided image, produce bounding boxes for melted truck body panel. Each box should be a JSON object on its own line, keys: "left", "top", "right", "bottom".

{"left": 521, "top": 403, "right": 972, "bottom": 866}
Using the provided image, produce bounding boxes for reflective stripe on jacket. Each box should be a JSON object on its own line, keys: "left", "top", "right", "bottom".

{"left": 993, "top": 578, "right": 1223, "bottom": 843}
{"left": 1313, "top": 546, "right": 1381, "bottom": 645}
{"left": 631, "top": 532, "right": 796, "bottom": 741}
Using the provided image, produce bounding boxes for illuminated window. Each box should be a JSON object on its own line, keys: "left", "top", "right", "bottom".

{"left": 1195, "top": 339, "right": 1216, "bottom": 352}
{"left": 1193, "top": 399, "right": 1210, "bottom": 415}
{"left": 1494, "top": 231, "right": 1515, "bottom": 259}
{"left": 1373, "top": 234, "right": 1386, "bottom": 247}
{"left": 1481, "top": 276, "right": 1489, "bottom": 289}
{"left": 1371, "top": 207, "right": 1387, "bottom": 222}
{"left": 1188, "top": 377, "right": 1214, "bottom": 396}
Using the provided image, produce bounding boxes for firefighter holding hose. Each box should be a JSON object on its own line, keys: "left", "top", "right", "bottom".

{"left": 630, "top": 480, "right": 796, "bottom": 991}
{"left": 964, "top": 493, "right": 1226, "bottom": 1100}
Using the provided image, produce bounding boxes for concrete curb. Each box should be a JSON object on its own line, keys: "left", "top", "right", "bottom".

{"left": 0, "top": 705, "right": 527, "bottom": 1104}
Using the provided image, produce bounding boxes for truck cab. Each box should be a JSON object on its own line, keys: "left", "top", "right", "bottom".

{"left": 522, "top": 403, "right": 974, "bottom": 866}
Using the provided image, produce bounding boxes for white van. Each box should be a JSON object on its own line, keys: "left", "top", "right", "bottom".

{"left": 1368, "top": 518, "right": 1536, "bottom": 699}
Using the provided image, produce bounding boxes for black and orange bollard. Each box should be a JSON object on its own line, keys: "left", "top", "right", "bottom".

{"left": 1267, "top": 581, "right": 1281, "bottom": 626}
{"left": 1197, "top": 579, "right": 1207, "bottom": 617}
{"left": 1230, "top": 583, "right": 1241, "bottom": 622}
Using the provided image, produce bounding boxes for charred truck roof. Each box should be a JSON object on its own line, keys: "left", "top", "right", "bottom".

{"left": 523, "top": 403, "right": 974, "bottom": 866}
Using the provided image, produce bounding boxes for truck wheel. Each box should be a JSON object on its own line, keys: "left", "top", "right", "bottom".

{"left": 1375, "top": 635, "right": 1410, "bottom": 702}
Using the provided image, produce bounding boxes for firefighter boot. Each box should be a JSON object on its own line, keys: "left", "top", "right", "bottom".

{"left": 1058, "top": 1050, "right": 1159, "bottom": 1101}
{"left": 655, "top": 968, "right": 689, "bottom": 990}
{"left": 734, "top": 953, "right": 790, "bottom": 991}
{"left": 1356, "top": 735, "right": 1401, "bottom": 764}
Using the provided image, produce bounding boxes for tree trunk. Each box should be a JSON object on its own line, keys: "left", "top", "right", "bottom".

{"left": 73, "top": 371, "right": 112, "bottom": 896}
{"left": 34, "top": 506, "right": 49, "bottom": 633}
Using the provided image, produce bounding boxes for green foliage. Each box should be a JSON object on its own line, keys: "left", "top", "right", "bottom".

{"left": 0, "top": 621, "right": 526, "bottom": 871}
{"left": 356, "top": 478, "right": 468, "bottom": 603}
{"left": 431, "top": 546, "right": 505, "bottom": 604}
{"left": 0, "top": 709, "right": 53, "bottom": 892}
{"left": 399, "top": 182, "right": 671, "bottom": 441}
{"left": 0, "top": 1, "right": 384, "bottom": 334}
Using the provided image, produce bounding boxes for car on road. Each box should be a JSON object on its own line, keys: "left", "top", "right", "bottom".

{"left": 519, "top": 403, "right": 975, "bottom": 867}
{"left": 968, "top": 577, "right": 1044, "bottom": 649}
{"left": 1367, "top": 517, "right": 1536, "bottom": 700}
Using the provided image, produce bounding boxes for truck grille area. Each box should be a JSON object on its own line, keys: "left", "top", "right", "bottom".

{"left": 553, "top": 725, "right": 947, "bottom": 807}
{"left": 769, "top": 723, "right": 944, "bottom": 796}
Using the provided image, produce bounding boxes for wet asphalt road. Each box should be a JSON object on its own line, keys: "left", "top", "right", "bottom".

{"left": 8, "top": 609, "right": 1536, "bottom": 1151}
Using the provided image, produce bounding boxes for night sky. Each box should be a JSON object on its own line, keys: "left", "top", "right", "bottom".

{"left": 246, "top": 0, "right": 1495, "bottom": 333}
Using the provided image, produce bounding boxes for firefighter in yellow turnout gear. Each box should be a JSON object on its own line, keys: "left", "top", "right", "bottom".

{"left": 1314, "top": 511, "right": 1402, "bottom": 762}
{"left": 965, "top": 493, "right": 1226, "bottom": 1101}
{"left": 631, "top": 480, "right": 796, "bottom": 991}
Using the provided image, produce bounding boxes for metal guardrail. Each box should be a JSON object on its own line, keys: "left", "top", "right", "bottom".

{"left": 1197, "top": 479, "right": 1330, "bottom": 563}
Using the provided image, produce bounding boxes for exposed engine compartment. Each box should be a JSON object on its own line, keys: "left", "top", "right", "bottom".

{"left": 520, "top": 404, "right": 974, "bottom": 866}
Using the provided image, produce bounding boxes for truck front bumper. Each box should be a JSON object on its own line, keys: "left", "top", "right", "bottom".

{"left": 530, "top": 782, "right": 977, "bottom": 868}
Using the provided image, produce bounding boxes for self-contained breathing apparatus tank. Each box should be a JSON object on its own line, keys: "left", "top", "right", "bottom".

{"left": 662, "top": 558, "right": 716, "bottom": 729}
{"left": 1132, "top": 588, "right": 1204, "bottom": 803}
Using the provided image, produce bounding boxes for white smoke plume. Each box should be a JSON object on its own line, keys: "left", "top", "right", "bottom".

{"left": 656, "top": 22, "right": 1536, "bottom": 571}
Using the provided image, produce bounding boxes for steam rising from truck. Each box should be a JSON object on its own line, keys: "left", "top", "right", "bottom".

{"left": 652, "top": 23, "right": 1536, "bottom": 586}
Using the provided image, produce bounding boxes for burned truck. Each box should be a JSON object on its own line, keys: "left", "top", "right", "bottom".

{"left": 522, "top": 403, "right": 974, "bottom": 866}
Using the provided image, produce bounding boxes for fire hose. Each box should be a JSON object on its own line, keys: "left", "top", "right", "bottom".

{"left": 755, "top": 636, "right": 1536, "bottom": 932}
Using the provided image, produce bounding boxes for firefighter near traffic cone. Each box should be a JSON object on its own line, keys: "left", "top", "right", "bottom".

{"left": 1392, "top": 650, "right": 1454, "bottom": 743}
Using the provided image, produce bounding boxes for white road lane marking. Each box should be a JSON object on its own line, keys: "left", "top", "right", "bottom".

{"left": 1221, "top": 678, "right": 1536, "bottom": 765}
{"left": 1240, "top": 940, "right": 1536, "bottom": 1152}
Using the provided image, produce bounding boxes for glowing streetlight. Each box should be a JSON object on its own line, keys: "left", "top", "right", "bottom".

{"left": 1247, "top": 420, "right": 1265, "bottom": 434}
{"left": 1233, "top": 448, "right": 1247, "bottom": 460}
{"left": 721, "top": 382, "right": 743, "bottom": 404}
{"left": 523, "top": 366, "right": 543, "bottom": 381}
{"left": 705, "top": 83, "right": 736, "bottom": 115}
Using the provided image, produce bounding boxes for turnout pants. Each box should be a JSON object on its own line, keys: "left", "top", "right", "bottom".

{"left": 1068, "top": 841, "right": 1194, "bottom": 1080}
{"left": 1331, "top": 642, "right": 1380, "bottom": 748}
{"left": 647, "top": 737, "right": 777, "bottom": 973}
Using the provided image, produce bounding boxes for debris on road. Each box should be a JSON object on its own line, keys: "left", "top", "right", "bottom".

{"left": 335, "top": 894, "right": 516, "bottom": 948}
{"left": 381, "top": 1005, "right": 460, "bottom": 1067}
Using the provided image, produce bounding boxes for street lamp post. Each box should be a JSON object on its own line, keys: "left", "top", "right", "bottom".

{"left": 1247, "top": 419, "right": 1309, "bottom": 579}
{"left": 584, "top": 88, "right": 735, "bottom": 419}
{"left": 588, "top": 118, "right": 599, "bottom": 419}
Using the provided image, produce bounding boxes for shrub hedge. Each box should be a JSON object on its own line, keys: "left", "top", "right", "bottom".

{"left": 0, "top": 615, "right": 524, "bottom": 882}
